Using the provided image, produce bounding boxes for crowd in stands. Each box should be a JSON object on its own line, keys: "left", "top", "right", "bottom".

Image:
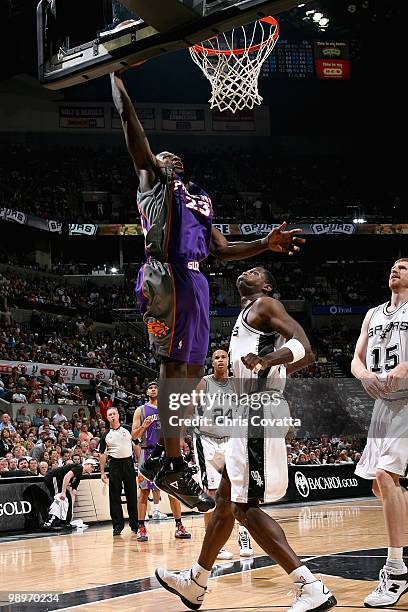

{"left": 0, "top": 364, "right": 157, "bottom": 477}
{"left": 0, "top": 257, "right": 392, "bottom": 322}
{"left": 205, "top": 259, "right": 391, "bottom": 306}
{"left": 0, "top": 267, "right": 134, "bottom": 322}
{"left": 1, "top": 145, "right": 404, "bottom": 224}
{"left": 0, "top": 313, "right": 368, "bottom": 478}
{"left": 286, "top": 436, "right": 363, "bottom": 466}
{"left": 0, "top": 318, "right": 158, "bottom": 373}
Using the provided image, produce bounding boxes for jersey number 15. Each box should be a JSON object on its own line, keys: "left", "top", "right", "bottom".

{"left": 370, "top": 344, "right": 399, "bottom": 373}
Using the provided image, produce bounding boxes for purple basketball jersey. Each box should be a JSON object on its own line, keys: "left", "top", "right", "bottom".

{"left": 137, "top": 171, "right": 213, "bottom": 263}
{"left": 140, "top": 403, "right": 160, "bottom": 448}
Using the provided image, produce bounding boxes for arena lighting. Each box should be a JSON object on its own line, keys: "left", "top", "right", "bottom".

{"left": 353, "top": 218, "right": 367, "bottom": 224}
{"left": 303, "top": 8, "right": 330, "bottom": 30}
{"left": 110, "top": 267, "right": 118, "bottom": 273}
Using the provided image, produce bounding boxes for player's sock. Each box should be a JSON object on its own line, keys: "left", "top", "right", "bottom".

{"left": 192, "top": 563, "right": 210, "bottom": 588}
{"left": 387, "top": 547, "right": 406, "bottom": 572}
{"left": 164, "top": 456, "right": 184, "bottom": 470}
{"left": 153, "top": 503, "right": 160, "bottom": 513}
{"left": 175, "top": 517, "right": 182, "bottom": 527}
{"left": 151, "top": 443, "right": 165, "bottom": 459}
{"left": 289, "top": 565, "right": 316, "bottom": 584}
{"left": 138, "top": 519, "right": 145, "bottom": 528}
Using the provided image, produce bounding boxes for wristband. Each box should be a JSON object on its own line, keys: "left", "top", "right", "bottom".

{"left": 281, "top": 338, "right": 305, "bottom": 363}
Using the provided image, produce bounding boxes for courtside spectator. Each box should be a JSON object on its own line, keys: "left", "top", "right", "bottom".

{"left": 38, "top": 461, "right": 49, "bottom": 476}
{"left": 28, "top": 458, "right": 38, "bottom": 475}
{"left": 12, "top": 386, "right": 27, "bottom": 403}
{"left": 53, "top": 406, "right": 68, "bottom": 427}
{"left": 0, "top": 414, "right": 16, "bottom": 433}
{"left": 96, "top": 390, "right": 114, "bottom": 422}
{"left": 0, "top": 428, "right": 13, "bottom": 455}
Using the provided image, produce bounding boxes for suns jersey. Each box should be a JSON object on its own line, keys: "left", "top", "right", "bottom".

{"left": 229, "top": 299, "right": 287, "bottom": 396}
{"left": 366, "top": 300, "right": 408, "bottom": 400}
{"left": 137, "top": 168, "right": 213, "bottom": 263}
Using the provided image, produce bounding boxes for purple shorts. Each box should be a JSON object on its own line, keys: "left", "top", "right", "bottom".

{"left": 135, "top": 260, "right": 209, "bottom": 366}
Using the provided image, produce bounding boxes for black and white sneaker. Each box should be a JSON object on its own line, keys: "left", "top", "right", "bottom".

{"left": 364, "top": 565, "right": 408, "bottom": 607}
{"left": 288, "top": 580, "right": 337, "bottom": 612}
{"left": 155, "top": 464, "right": 215, "bottom": 513}
{"left": 42, "top": 515, "right": 62, "bottom": 531}
{"left": 139, "top": 454, "right": 163, "bottom": 482}
{"left": 238, "top": 528, "right": 253, "bottom": 557}
{"left": 155, "top": 567, "right": 207, "bottom": 610}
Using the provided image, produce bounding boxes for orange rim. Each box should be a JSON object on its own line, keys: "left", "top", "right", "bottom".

{"left": 191, "top": 16, "right": 279, "bottom": 56}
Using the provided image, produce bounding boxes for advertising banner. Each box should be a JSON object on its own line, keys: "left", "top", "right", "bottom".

{"left": 162, "top": 108, "right": 205, "bottom": 131}
{"left": 314, "top": 41, "right": 351, "bottom": 80}
{"left": 111, "top": 106, "right": 155, "bottom": 131}
{"left": 0, "top": 361, "right": 114, "bottom": 384}
{"left": 0, "top": 478, "right": 50, "bottom": 532}
{"left": 213, "top": 223, "right": 356, "bottom": 236}
{"left": 68, "top": 224, "right": 98, "bottom": 236}
{"left": 59, "top": 107, "right": 105, "bottom": 128}
{"left": 211, "top": 108, "right": 256, "bottom": 131}
{"left": 0, "top": 207, "right": 62, "bottom": 233}
{"left": 286, "top": 464, "right": 372, "bottom": 503}
{"left": 312, "top": 305, "right": 372, "bottom": 315}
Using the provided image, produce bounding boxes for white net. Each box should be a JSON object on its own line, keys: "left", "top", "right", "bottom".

{"left": 189, "top": 16, "right": 279, "bottom": 113}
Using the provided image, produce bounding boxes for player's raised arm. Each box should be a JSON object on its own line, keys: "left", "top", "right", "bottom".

{"left": 241, "top": 297, "right": 314, "bottom": 374}
{"left": 210, "top": 222, "right": 305, "bottom": 261}
{"left": 351, "top": 308, "right": 385, "bottom": 399}
{"left": 110, "top": 71, "right": 156, "bottom": 190}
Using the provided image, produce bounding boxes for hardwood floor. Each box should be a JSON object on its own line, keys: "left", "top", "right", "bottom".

{"left": 1, "top": 498, "right": 406, "bottom": 612}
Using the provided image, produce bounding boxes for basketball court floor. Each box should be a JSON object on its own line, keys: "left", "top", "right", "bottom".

{"left": 1, "top": 497, "right": 406, "bottom": 612}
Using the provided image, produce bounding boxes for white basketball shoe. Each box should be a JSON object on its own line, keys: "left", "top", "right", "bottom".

{"left": 364, "top": 565, "right": 408, "bottom": 607}
{"left": 238, "top": 528, "right": 254, "bottom": 557}
{"left": 288, "top": 579, "right": 337, "bottom": 612}
{"left": 155, "top": 567, "right": 207, "bottom": 610}
{"left": 217, "top": 548, "right": 234, "bottom": 560}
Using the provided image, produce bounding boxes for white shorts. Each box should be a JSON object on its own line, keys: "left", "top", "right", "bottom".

{"left": 193, "top": 434, "right": 229, "bottom": 490}
{"left": 355, "top": 398, "right": 408, "bottom": 479}
{"left": 225, "top": 394, "right": 290, "bottom": 504}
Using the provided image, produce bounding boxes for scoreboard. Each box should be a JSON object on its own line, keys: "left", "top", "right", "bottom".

{"left": 261, "top": 39, "right": 315, "bottom": 79}
{"left": 261, "top": 40, "right": 350, "bottom": 80}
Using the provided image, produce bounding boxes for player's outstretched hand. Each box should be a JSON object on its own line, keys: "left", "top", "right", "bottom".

{"left": 242, "top": 353, "right": 266, "bottom": 373}
{"left": 265, "top": 221, "right": 305, "bottom": 256}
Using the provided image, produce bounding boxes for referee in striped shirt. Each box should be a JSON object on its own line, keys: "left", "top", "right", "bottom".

{"left": 99, "top": 407, "right": 138, "bottom": 535}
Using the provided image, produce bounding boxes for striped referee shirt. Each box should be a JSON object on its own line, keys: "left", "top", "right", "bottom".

{"left": 99, "top": 427, "right": 133, "bottom": 459}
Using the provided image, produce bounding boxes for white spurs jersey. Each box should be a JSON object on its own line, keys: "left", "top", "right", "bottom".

{"left": 195, "top": 375, "right": 238, "bottom": 438}
{"left": 366, "top": 300, "right": 408, "bottom": 400}
{"left": 229, "top": 299, "right": 287, "bottom": 396}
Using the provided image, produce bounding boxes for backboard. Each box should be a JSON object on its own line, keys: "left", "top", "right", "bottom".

{"left": 38, "top": 0, "right": 312, "bottom": 90}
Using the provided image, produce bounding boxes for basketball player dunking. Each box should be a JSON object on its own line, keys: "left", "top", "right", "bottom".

{"left": 155, "top": 266, "right": 336, "bottom": 612}
{"left": 111, "top": 68, "right": 304, "bottom": 512}
{"left": 352, "top": 258, "right": 408, "bottom": 608}
{"left": 193, "top": 349, "right": 253, "bottom": 560}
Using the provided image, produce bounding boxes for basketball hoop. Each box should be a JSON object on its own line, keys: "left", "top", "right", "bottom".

{"left": 189, "top": 16, "right": 279, "bottom": 113}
